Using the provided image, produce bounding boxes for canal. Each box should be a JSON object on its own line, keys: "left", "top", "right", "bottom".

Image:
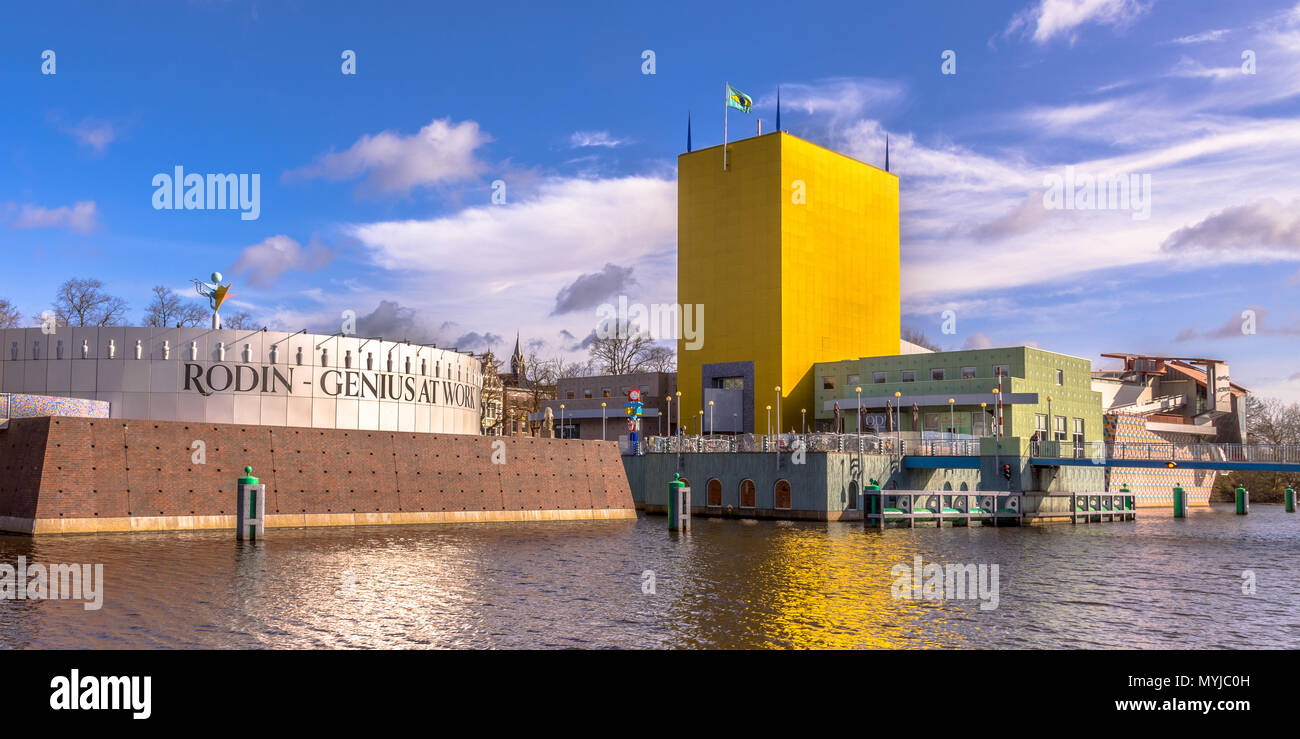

{"left": 2, "top": 504, "right": 1296, "bottom": 649}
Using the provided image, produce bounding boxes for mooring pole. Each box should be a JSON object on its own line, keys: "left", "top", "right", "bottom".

{"left": 1286, "top": 486, "right": 1295, "bottom": 513}
{"left": 237, "top": 465, "right": 266, "bottom": 540}
{"left": 1172, "top": 485, "right": 1186, "bottom": 518}
{"left": 1235, "top": 485, "right": 1249, "bottom": 515}
{"left": 668, "top": 472, "right": 691, "bottom": 531}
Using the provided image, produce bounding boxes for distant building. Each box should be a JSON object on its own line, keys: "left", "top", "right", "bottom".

{"left": 1092, "top": 354, "right": 1250, "bottom": 507}
{"left": 535, "top": 371, "right": 676, "bottom": 440}
{"left": 815, "top": 346, "right": 1104, "bottom": 448}
{"left": 477, "top": 333, "right": 554, "bottom": 436}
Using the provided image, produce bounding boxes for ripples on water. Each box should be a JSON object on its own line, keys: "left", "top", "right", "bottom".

{"left": 1, "top": 504, "right": 1296, "bottom": 649}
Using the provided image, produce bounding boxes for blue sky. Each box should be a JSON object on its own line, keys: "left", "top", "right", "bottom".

{"left": 2, "top": 0, "right": 1299, "bottom": 400}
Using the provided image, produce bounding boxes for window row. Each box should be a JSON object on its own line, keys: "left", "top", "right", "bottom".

{"left": 701, "top": 478, "right": 792, "bottom": 509}
{"left": 824, "top": 365, "right": 1012, "bottom": 389}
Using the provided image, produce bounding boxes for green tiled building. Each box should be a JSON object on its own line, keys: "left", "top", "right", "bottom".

{"left": 813, "top": 347, "right": 1103, "bottom": 445}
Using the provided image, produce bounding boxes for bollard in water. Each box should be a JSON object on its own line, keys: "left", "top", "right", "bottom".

{"left": 864, "top": 478, "right": 882, "bottom": 529}
{"left": 1286, "top": 487, "right": 1296, "bottom": 513}
{"left": 1235, "top": 485, "right": 1249, "bottom": 515}
{"left": 1172, "top": 485, "right": 1186, "bottom": 518}
{"left": 668, "top": 473, "right": 691, "bottom": 531}
{"left": 237, "top": 465, "right": 266, "bottom": 540}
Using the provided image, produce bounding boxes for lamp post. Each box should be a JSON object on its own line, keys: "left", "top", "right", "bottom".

{"left": 948, "top": 397, "right": 955, "bottom": 440}
{"left": 601, "top": 401, "right": 607, "bottom": 441}
{"left": 894, "top": 390, "right": 902, "bottom": 456}
{"left": 708, "top": 399, "right": 714, "bottom": 439}
{"left": 675, "top": 391, "right": 682, "bottom": 438}
{"left": 855, "top": 385, "right": 863, "bottom": 452}
{"left": 697, "top": 410, "right": 703, "bottom": 436}
{"left": 775, "top": 385, "right": 782, "bottom": 436}
{"left": 981, "top": 402, "right": 988, "bottom": 436}
{"left": 665, "top": 394, "right": 672, "bottom": 441}
{"left": 801, "top": 408, "right": 807, "bottom": 436}
{"left": 766, "top": 405, "right": 772, "bottom": 438}
{"left": 992, "top": 387, "right": 1000, "bottom": 438}
{"left": 559, "top": 404, "right": 565, "bottom": 439}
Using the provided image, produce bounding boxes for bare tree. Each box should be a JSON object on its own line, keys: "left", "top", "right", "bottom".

{"left": 588, "top": 319, "right": 655, "bottom": 375}
{"left": 641, "top": 344, "right": 676, "bottom": 373}
{"left": 1214, "top": 395, "right": 1300, "bottom": 503}
{"left": 0, "top": 298, "right": 22, "bottom": 328}
{"left": 220, "top": 310, "right": 256, "bottom": 330}
{"left": 144, "top": 285, "right": 208, "bottom": 327}
{"left": 902, "top": 326, "right": 942, "bottom": 352}
{"left": 46, "top": 278, "right": 128, "bottom": 327}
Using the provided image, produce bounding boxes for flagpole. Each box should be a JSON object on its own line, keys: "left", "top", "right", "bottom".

{"left": 723, "top": 81, "right": 729, "bottom": 172}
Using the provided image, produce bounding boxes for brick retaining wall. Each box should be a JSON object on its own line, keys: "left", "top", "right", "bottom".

{"left": 0, "top": 417, "right": 635, "bottom": 534}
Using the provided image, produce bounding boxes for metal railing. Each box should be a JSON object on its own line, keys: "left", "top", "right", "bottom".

{"left": 636, "top": 433, "right": 980, "bottom": 456}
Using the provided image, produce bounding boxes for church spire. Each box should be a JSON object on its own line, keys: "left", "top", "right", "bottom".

{"left": 510, "top": 331, "right": 525, "bottom": 377}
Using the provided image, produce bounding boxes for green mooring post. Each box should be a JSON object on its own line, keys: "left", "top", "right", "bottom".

{"left": 1172, "top": 485, "right": 1186, "bottom": 518}
{"left": 237, "top": 465, "right": 266, "bottom": 540}
{"left": 1235, "top": 485, "right": 1249, "bottom": 515}
{"left": 668, "top": 473, "right": 690, "bottom": 531}
{"left": 1286, "top": 487, "right": 1296, "bottom": 513}
{"left": 864, "top": 478, "right": 882, "bottom": 530}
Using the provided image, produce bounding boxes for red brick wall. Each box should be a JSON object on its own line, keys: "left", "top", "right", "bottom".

{"left": 0, "top": 417, "right": 633, "bottom": 524}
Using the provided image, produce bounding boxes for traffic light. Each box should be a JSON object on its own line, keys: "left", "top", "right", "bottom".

{"left": 1001, "top": 464, "right": 1012, "bottom": 481}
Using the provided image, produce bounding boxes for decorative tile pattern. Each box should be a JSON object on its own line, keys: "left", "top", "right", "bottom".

{"left": 1104, "top": 412, "right": 1216, "bottom": 506}
{"left": 1, "top": 393, "right": 109, "bottom": 420}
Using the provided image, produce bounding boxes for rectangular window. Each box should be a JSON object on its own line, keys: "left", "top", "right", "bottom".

{"left": 930, "top": 368, "right": 945, "bottom": 381}
{"left": 714, "top": 376, "right": 745, "bottom": 391}
{"left": 1054, "top": 415, "right": 1067, "bottom": 441}
{"left": 924, "top": 413, "right": 941, "bottom": 432}
{"left": 1035, "top": 414, "right": 1047, "bottom": 432}
{"left": 994, "top": 365, "right": 1010, "bottom": 378}
{"left": 602, "top": 388, "right": 611, "bottom": 398}
{"left": 583, "top": 389, "right": 592, "bottom": 399}
{"left": 639, "top": 385, "right": 650, "bottom": 397}
{"left": 566, "top": 391, "right": 574, "bottom": 399}
{"left": 847, "top": 374, "right": 860, "bottom": 386}
{"left": 822, "top": 376, "right": 835, "bottom": 390}
{"left": 961, "top": 366, "right": 976, "bottom": 379}
{"left": 873, "top": 371, "right": 887, "bottom": 384}
{"left": 1055, "top": 369, "right": 1064, "bottom": 385}
{"left": 901, "top": 370, "right": 915, "bottom": 383}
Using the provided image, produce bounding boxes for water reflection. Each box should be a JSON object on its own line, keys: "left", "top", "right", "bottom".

{"left": 1, "top": 504, "right": 1296, "bottom": 649}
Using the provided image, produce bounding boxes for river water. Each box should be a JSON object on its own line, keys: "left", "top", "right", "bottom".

{"left": 1, "top": 504, "right": 1296, "bottom": 649}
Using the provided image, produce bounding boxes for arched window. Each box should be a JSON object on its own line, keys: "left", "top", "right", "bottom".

{"left": 706, "top": 478, "right": 722, "bottom": 507}
{"left": 943, "top": 482, "right": 953, "bottom": 491}
{"left": 960, "top": 482, "right": 969, "bottom": 491}
{"left": 739, "top": 479, "right": 756, "bottom": 508}
{"left": 775, "top": 479, "right": 792, "bottom": 509}
{"left": 848, "top": 480, "right": 859, "bottom": 510}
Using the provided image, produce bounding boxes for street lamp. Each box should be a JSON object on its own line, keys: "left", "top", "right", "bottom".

{"left": 775, "top": 385, "right": 782, "bottom": 436}
{"left": 980, "top": 402, "right": 988, "bottom": 436}
{"left": 708, "top": 399, "right": 714, "bottom": 438}
{"left": 697, "top": 409, "right": 703, "bottom": 436}
{"left": 855, "top": 385, "right": 862, "bottom": 451}
{"left": 601, "top": 401, "right": 607, "bottom": 441}
{"left": 894, "top": 390, "right": 902, "bottom": 456}
{"left": 675, "top": 391, "right": 682, "bottom": 438}
{"left": 664, "top": 394, "right": 671, "bottom": 440}
{"left": 559, "top": 404, "right": 565, "bottom": 439}
{"left": 948, "top": 397, "right": 955, "bottom": 440}
{"left": 991, "top": 387, "right": 1000, "bottom": 438}
{"left": 766, "top": 404, "right": 772, "bottom": 438}
{"left": 801, "top": 408, "right": 806, "bottom": 436}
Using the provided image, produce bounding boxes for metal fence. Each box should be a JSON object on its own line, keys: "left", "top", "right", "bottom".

{"left": 637, "top": 433, "right": 980, "bottom": 456}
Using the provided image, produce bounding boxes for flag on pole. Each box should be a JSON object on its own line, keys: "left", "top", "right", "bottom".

{"left": 726, "top": 85, "right": 753, "bottom": 113}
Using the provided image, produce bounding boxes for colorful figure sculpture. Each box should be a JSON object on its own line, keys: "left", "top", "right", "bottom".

{"left": 624, "top": 389, "right": 645, "bottom": 456}
{"left": 192, "top": 271, "right": 233, "bottom": 329}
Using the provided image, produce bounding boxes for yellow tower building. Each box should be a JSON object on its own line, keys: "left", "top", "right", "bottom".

{"left": 677, "top": 131, "right": 899, "bottom": 434}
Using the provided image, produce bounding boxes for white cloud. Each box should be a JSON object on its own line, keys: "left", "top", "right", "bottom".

{"left": 284, "top": 118, "right": 491, "bottom": 195}
{"left": 6, "top": 201, "right": 97, "bottom": 233}
{"left": 569, "top": 131, "right": 627, "bottom": 148}
{"left": 67, "top": 119, "right": 117, "bottom": 153}
{"left": 1006, "top": 0, "right": 1151, "bottom": 45}
{"left": 1169, "top": 28, "right": 1230, "bottom": 44}
{"left": 230, "top": 234, "right": 333, "bottom": 289}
